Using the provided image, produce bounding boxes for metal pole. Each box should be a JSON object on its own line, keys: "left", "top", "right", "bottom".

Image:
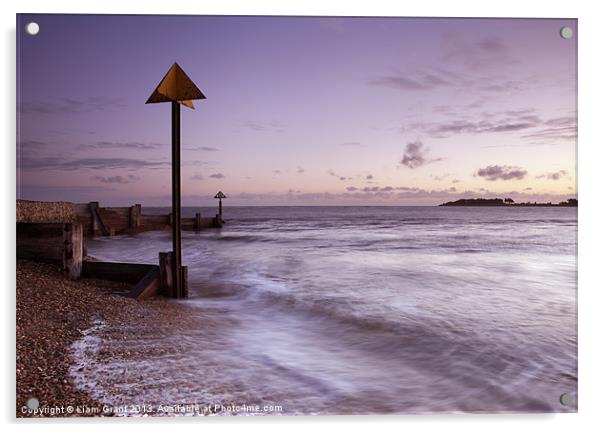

{"left": 219, "top": 199, "right": 222, "bottom": 219}
{"left": 171, "top": 101, "right": 182, "bottom": 297}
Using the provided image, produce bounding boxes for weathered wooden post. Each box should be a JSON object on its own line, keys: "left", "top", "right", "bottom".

{"left": 146, "top": 62, "right": 206, "bottom": 298}
{"left": 214, "top": 191, "right": 226, "bottom": 223}
{"left": 129, "top": 203, "right": 141, "bottom": 229}
{"left": 195, "top": 212, "right": 202, "bottom": 230}
{"left": 63, "top": 223, "right": 83, "bottom": 279}
{"left": 89, "top": 201, "right": 101, "bottom": 236}
{"left": 159, "top": 251, "right": 173, "bottom": 297}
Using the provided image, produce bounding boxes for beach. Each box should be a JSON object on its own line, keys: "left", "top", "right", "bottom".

{"left": 16, "top": 259, "right": 205, "bottom": 417}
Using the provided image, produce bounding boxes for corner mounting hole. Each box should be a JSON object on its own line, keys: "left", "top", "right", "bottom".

{"left": 25, "top": 22, "right": 40, "bottom": 36}
{"left": 560, "top": 26, "right": 573, "bottom": 39}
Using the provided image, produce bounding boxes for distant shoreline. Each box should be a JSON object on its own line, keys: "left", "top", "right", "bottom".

{"left": 439, "top": 198, "right": 577, "bottom": 207}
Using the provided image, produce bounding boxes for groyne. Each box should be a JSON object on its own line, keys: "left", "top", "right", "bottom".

{"left": 16, "top": 200, "right": 216, "bottom": 299}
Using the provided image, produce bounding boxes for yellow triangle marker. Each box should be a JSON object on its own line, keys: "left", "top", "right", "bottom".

{"left": 146, "top": 62, "right": 206, "bottom": 109}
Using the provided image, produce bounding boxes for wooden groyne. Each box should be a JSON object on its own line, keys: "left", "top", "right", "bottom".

{"left": 17, "top": 200, "right": 223, "bottom": 238}
{"left": 16, "top": 199, "right": 217, "bottom": 299}
{"left": 17, "top": 223, "right": 186, "bottom": 301}
{"left": 76, "top": 201, "right": 223, "bottom": 237}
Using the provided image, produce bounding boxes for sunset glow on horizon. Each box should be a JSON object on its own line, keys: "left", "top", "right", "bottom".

{"left": 17, "top": 15, "right": 577, "bottom": 206}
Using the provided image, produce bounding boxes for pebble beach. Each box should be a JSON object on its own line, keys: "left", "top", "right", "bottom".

{"left": 16, "top": 259, "right": 201, "bottom": 417}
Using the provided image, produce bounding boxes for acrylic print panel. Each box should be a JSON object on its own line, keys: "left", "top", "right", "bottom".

{"left": 16, "top": 14, "right": 577, "bottom": 417}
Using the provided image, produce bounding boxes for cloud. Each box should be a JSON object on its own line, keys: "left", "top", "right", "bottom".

{"left": 432, "top": 174, "right": 450, "bottom": 181}
{"left": 18, "top": 139, "right": 48, "bottom": 155}
{"left": 400, "top": 141, "right": 441, "bottom": 169}
{"left": 77, "top": 141, "right": 160, "bottom": 150}
{"left": 346, "top": 186, "right": 358, "bottom": 191}
{"left": 409, "top": 119, "right": 538, "bottom": 137}
{"left": 183, "top": 160, "right": 210, "bottom": 167}
{"left": 476, "top": 165, "right": 528, "bottom": 181}
{"left": 18, "top": 184, "right": 115, "bottom": 202}
{"left": 238, "top": 120, "right": 284, "bottom": 132}
{"left": 366, "top": 174, "right": 373, "bottom": 180}
{"left": 536, "top": 170, "right": 568, "bottom": 180}
{"left": 209, "top": 173, "right": 225, "bottom": 179}
{"left": 342, "top": 142, "right": 362, "bottom": 146}
{"left": 521, "top": 115, "right": 576, "bottom": 143}
{"left": 297, "top": 167, "right": 305, "bottom": 174}
{"left": 184, "top": 146, "right": 220, "bottom": 152}
{"left": 272, "top": 170, "right": 282, "bottom": 175}
{"left": 402, "top": 109, "right": 553, "bottom": 140}
{"left": 442, "top": 35, "right": 516, "bottom": 70}
{"left": 19, "top": 97, "right": 126, "bottom": 115}
{"left": 370, "top": 72, "right": 454, "bottom": 91}
{"left": 19, "top": 156, "right": 169, "bottom": 171}
{"left": 477, "top": 37, "right": 506, "bottom": 52}
{"left": 191, "top": 173, "right": 205, "bottom": 181}
{"left": 91, "top": 174, "right": 139, "bottom": 184}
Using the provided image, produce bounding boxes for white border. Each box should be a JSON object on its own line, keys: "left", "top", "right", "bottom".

{"left": 2, "top": 1, "right": 601, "bottom": 431}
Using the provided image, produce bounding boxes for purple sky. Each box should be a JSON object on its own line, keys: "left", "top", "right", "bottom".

{"left": 17, "top": 15, "right": 577, "bottom": 206}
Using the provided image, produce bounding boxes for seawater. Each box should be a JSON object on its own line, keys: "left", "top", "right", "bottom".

{"left": 82, "top": 206, "right": 577, "bottom": 414}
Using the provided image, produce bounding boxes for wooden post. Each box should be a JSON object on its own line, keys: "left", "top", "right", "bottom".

{"left": 130, "top": 203, "right": 141, "bottom": 229}
{"left": 146, "top": 63, "right": 204, "bottom": 300}
{"left": 89, "top": 201, "right": 100, "bottom": 236}
{"left": 195, "top": 212, "right": 202, "bottom": 230}
{"left": 63, "top": 223, "right": 83, "bottom": 279}
{"left": 171, "top": 101, "right": 183, "bottom": 297}
{"left": 159, "top": 252, "right": 173, "bottom": 297}
{"left": 218, "top": 199, "right": 223, "bottom": 220}
{"left": 181, "top": 266, "right": 188, "bottom": 298}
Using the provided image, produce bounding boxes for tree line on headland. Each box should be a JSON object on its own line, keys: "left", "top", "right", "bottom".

{"left": 439, "top": 198, "right": 578, "bottom": 207}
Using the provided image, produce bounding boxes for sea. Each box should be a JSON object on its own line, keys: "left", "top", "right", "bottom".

{"left": 78, "top": 206, "right": 577, "bottom": 414}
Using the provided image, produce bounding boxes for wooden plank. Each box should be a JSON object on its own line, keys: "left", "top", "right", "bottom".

{"left": 127, "top": 267, "right": 161, "bottom": 300}
{"left": 17, "top": 223, "right": 65, "bottom": 263}
{"left": 81, "top": 261, "right": 156, "bottom": 283}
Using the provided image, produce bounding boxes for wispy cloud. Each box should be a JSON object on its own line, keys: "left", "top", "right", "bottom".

{"left": 327, "top": 169, "right": 350, "bottom": 181}
{"left": 191, "top": 173, "right": 205, "bottom": 181}
{"left": 521, "top": 115, "right": 577, "bottom": 143}
{"left": 536, "top": 170, "right": 568, "bottom": 180}
{"left": 91, "top": 174, "right": 139, "bottom": 184}
{"left": 476, "top": 165, "right": 528, "bottom": 181}
{"left": 209, "top": 173, "right": 225, "bottom": 179}
{"left": 18, "top": 139, "right": 49, "bottom": 155}
{"left": 77, "top": 141, "right": 160, "bottom": 150}
{"left": 19, "top": 97, "right": 126, "bottom": 115}
{"left": 238, "top": 120, "right": 284, "bottom": 132}
{"left": 401, "top": 109, "right": 573, "bottom": 145}
{"left": 184, "top": 146, "right": 220, "bottom": 152}
{"left": 432, "top": 173, "right": 450, "bottom": 181}
{"left": 18, "top": 184, "right": 114, "bottom": 202}
{"left": 19, "top": 156, "right": 168, "bottom": 171}
{"left": 442, "top": 35, "right": 516, "bottom": 70}
{"left": 370, "top": 72, "right": 454, "bottom": 91}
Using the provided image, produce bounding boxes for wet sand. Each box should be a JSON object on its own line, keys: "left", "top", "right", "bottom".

{"left": 16, "top": 259, "right": 202, "bottom": 417}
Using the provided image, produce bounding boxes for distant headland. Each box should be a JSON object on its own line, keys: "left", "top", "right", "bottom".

{"left": 439, "top": 198, "right": 577, "bottom": 207}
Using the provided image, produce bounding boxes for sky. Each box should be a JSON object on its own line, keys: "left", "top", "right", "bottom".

{"left": 17, "top": 15, "right": 577, "bottom": 206}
